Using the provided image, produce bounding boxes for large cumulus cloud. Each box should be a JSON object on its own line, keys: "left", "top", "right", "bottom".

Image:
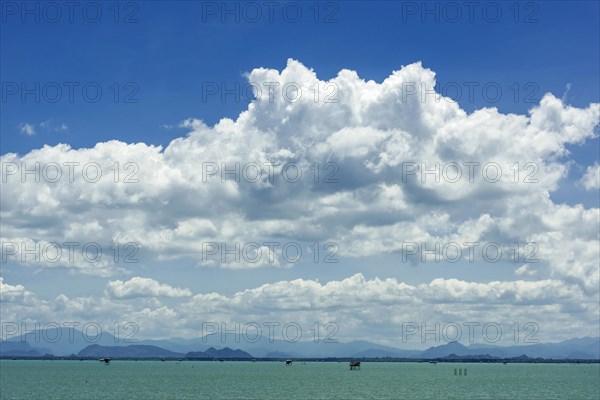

{"left": 1, "top": 59, "right": 599, "bottom": 341}
{"left": 2, "top": 60, "right": 598, "bottom": 279}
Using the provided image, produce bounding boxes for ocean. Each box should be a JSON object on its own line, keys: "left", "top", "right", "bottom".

{"left": 0, "top": 360, "right": 598, "bottom": 399}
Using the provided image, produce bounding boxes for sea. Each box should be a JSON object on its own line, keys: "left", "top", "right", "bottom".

{"left": 0, "top": 360, "right": 598, "bottom": 399}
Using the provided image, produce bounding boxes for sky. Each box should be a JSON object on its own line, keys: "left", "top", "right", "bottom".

{"left": 1, "top": 1, "right": 599, "bottom": 348}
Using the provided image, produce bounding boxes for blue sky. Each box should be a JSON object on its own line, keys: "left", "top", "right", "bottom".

{"left": 2, "top": 1, "right": 598, "bottom": 153}
{"left": 1, "top": 1, "right": 599, "bottom": 344}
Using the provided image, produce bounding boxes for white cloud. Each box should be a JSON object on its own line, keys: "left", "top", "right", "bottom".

{"left": 18, "top": 120, "right": 68, "bottom": 136}
{"left": 579, "top": 162, "right": 600, "bottom": 190}
{"left": 19, "top": 123, "right": 35, "bottom": 136}
{"left": 0, "top": 276, "right": 36, "bottom": 304}
{"left": 105, "top": 277, "right": 192, "bottom": 298}
{"left": 1, "top": 274, "right": 597, "bottom": 345}
{"left": 515, "top": 264, "right": 538, "bottom": 277}
{"left": 1, "top": 59, "right": 599, "bottom": 299}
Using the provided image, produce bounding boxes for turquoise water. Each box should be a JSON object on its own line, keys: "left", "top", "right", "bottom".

{"left": 0, "top": 361, "right": 598, "bottom": 399}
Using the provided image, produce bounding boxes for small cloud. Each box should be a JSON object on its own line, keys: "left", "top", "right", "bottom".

{"left": 19, "top": 123, "right": 35, "bottom": 136}
{"left": 18, "top": 120, "right": 68, "bottom": 136}
{"left": 578, "top": 162, "right": 600, "bottom": 190}
{"left": 161, "top": 119, "right": 207, "bottom": 131}
{"left": 179, "top": 118, "right": 207, "bottom": 130}
{"left": 561, "top": 83, "right": 572, "bottom": 103}
{"left": 515, "top": 264, "right": 538, "bottom": 277}
{"left": 161, "top": 120, "right": 206, "bottom": 130}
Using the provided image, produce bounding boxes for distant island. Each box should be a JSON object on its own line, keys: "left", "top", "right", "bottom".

{"left": 77, "top": 344, "right": 253, "bottom": 360}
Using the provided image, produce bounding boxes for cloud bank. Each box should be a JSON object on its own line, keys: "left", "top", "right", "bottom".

{"left": 1, "top": 59, "right": 598, "bottom": 342}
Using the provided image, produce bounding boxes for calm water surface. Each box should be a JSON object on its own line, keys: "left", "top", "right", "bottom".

{"left": 0, "top": 360, "right": 598, "bottom": 399}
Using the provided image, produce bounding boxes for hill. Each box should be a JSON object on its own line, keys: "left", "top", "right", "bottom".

{"left": 77, "top": 344, "right": 183, "bottom": 358}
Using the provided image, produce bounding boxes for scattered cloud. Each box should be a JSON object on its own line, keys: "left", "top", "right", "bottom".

{"left": 1, "top": 274, "right": 597, "bottom": 344}
{"left": 18, "top": 120, "right": 68, "bottom": 136}
{"left": 579, "top": 162, "right": 600, "bottom": 190}
{"left": 18, "top": 123, "right": 35, "bottom": 136}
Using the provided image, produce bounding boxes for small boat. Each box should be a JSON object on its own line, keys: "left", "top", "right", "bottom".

{"left": 99, "top": 358, "right": 110, "bottom": 364}
{"left": 285, "top": 359, "right": 293, "bottom": 365}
